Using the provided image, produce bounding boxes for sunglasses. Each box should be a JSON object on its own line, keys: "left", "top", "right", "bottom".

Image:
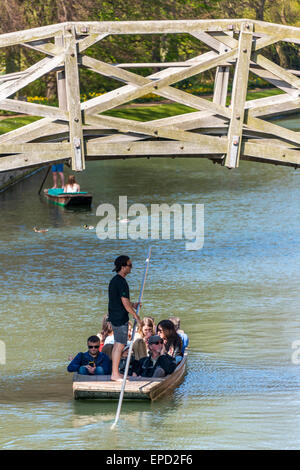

{"left": 150, "top": 341, "right": 162, "bottom": 345}
{"left": 88, "top": 345, "right": 99, "bottom": 349}
{"left": 127, "top": 263, "right": 132, "bottom": 267}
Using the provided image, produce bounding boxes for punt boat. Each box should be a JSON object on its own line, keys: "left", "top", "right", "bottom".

{"left": 44, "top": 188, "right": 92, "bottom": 208}
{"left": 72, "top": 351, "right": 187, "bottom": 401}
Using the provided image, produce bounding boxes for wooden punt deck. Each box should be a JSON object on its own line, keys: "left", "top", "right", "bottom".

{"left": 44, "top": 189, "right": 92, "bottom": 207}
{"left": 73, "top": 352, "right": 187, "bottom": 401}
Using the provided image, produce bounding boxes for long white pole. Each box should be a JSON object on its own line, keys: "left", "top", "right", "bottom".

{"left": 111, "top": 246, "right": 152, "bottom": 429}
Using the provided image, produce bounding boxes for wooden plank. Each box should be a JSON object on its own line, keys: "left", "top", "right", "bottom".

{"left": 225, "top": 23, "right": 253, "bottom": 168}
{"left": 0, "top": 150, "right": 67, "bottom": 172}
{"left": 82, "top": 49, "right": 236, "bottom": 116}
{"left": 246, "top": 94, "right": 300, "bottom": 118}
{"left": 21, "top": 40, "right": 63, "bottom": 57}
{"left": 86, "top": 138, "right": 227, "bottom": 156}
{"left": 0, "top": 142, "right": 70, "bottom": 154}
{"left": 250, "top": 64, "right": 298, "bottom": 96}
{"left": 0, "top": 98, "right": 67, "bottom": 120}
{"left": 85, "top": 113, "right": 228, "bottom": 148}
{"left": 213, "top": 43, "right": 230, "bottom": 107}
{"left": 64, "top": 25, "right": 85, "bottom": 171}
{"left": 114, "top": 61, "right": 209, "bottom": 68}
{"left": 77, "top": 33, "right": 108, "bottom": 53}
{"left": 192, "top": 31, "right": 227, "bottom": 52}
{"left": 0, "top": 118, "right": 67, "bottom": 144}
{"left": 73, "top": 19, "right": 247, "bottom": 35}
{"left": 245, "top": 114, "right": 300, "bottom": 147}
{"left": 82, "top": 52, "right": 223, "bottom": 115}
{"left": 0, "top": 118, "right": 51, "bottom": 143}
{"left": 253, "top": 33, "right": 287, "bottom": 51}
{"left": 55, "top": 36, "right": 68, "bottom": 112}
{"left": 242, "top": 140, "right": 300, "bottom": 167}
{"left": 252, "top": 20, "right": 300, "bottom": 39}
{"left": 210, "top": 31, "right": 238, "bottom": 49}
{"left": 254, "top": 53, "right": 300, "bottom": 91}
{"left": 0, "top": 55, "right": 64, "bottom": 102}
{"left": 0, "top": 71, "right": 28, "bottom": 83}
{"left": 0, "top": 23, "right": 65, "bottom": 48}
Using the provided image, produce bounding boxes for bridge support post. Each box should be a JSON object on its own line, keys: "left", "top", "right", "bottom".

{"left": 225, "top": 22, "right": 253, "bottom": 169}
{"left": 64, "top": 25, "right": 85, "bottom": 171}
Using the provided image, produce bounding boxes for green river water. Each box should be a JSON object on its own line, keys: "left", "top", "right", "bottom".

{"left": 0, "top": 117, "right": 300, "bottom": 449}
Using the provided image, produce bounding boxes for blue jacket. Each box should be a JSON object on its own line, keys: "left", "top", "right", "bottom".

{"left": 178, "top": 332, "right": 189, "bottom": 354}
{"left": 67, "top": 351, "right": 111, "bottom": 374}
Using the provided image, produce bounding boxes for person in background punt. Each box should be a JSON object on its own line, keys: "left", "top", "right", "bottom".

{"left": 132, "top": 335, "right": 176, "bottom": 378}
{"left": 64, "top": 174, "right": 80, "bottom": 193}
{"left": 156, "top": 319, "right": 183, "bottom": 364}
{"left": 133, "top": 316, "right": 155, "bottom": 360}
{"left": 168, "top": 316, "right": 189, "bottom": 354}
{"left": 67, "top": 336, "right": 111, "bottom": 375}
{"left": 51, "top": 163, "right": 64, "bottom": 189}
{"left": 118, "top": 344, "right": 136, "bottom": 376}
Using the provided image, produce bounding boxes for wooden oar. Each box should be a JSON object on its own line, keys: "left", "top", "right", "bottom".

{"left": 38, "top": 165, "right": 51, "bottom": 195}
{"left": 111, "top": 246, "right": 152, "bottom": 429}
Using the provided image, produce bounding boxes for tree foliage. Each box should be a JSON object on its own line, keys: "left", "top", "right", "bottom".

{"left": 0, "top": 0, "right": 299, "bottom": 98}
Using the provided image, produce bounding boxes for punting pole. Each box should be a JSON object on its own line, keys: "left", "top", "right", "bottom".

{"left": 111, "top": 246, "right": 152, "bottom": 429}
{"left": 38, "top": 165, "right": 51, "bottom": 195}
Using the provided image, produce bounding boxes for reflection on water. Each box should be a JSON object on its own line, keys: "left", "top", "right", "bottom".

{"left": 1, "top": 122, "right": 300, "bottom": 449}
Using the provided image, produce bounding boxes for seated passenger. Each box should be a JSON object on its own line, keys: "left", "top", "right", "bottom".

{"left": 98, "top": 315, "right": 114, "bottom": 350}
{"left": 156, "top": 319, "right": 183, "bottom": 364}
{"left": 133, "top": 316, "right": 155, "bottom": 360}
{"left": 118, "top": 345, "right": 136, "bottom": 376}
{"left": 168, "top": 316, "right": 189, "bottom": 354}
{"left": 132, "top": 335, "right": 176, "bottom": 378}
{"left": 64, "top": 174, "right": 80, "bottom": 193}
{"left": 67, "top": 335, "right": 111, "bottom": 375}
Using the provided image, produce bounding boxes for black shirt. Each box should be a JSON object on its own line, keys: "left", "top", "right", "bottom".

{"left": 108, "top": 274, "right": 130, "bottom": 326}
{"left": 132, "top": 354, "right": 176, "bottom": 377}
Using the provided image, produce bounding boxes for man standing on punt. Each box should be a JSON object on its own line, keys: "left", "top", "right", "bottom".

{"left": 108, "top": 255, "right": 141, "bottom": 381}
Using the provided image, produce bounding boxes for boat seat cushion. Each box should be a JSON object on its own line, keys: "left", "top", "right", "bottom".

{"left": 48, "top": 188, "right": 87, "bottom": 195}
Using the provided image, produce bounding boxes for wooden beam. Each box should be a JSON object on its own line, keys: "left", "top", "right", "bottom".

{"left": 250, "top": 63, "right": 298, "bottom": 96}
{"left": 0, "top": 55, "right": 64, "bottom": 102}
{"left": 86, "top": 138, "right": 227, "bottom": 156}
{"left": 245, "top": 114, "right": 300, "bottom": 147}
{"left": 64, "top": 25, "right": 85, "bottom": 171}
{"left": 77, "top": 33, "right": 108, "bottom": 53}
{"left": 0, "top": 150, "right": 67, "bottom": 172}
{"left": 0, "top": 98, "right": 67, "bottom": 120}
{"left": 82, "top": 49, "right": 236, "bottom": 115}
{"left": 254, "top": 53, "right": 300, "bottom": 91}
{"left": 242, "top": 140, "right": 300, "bottom": 166}
{"left": 85, "top": 113, "right": 227, "bottom": 148}
{"left": 246, "top": 94, "right": 300, "bottom": 118}
{"left": 213, "top": 43, "right": 230, "bottom": 107}
{"left": 0, "top": 23, "right": 65, "bottom": 48}
{"left": 225, "top": 23, "right": 253, "bottom": 168}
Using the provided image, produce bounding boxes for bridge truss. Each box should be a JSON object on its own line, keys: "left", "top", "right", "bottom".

{"left": 1, "top": 19, "right": 300, "bottom": 172}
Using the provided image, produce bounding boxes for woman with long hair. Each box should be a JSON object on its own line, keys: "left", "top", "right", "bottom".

{"left": 156, "top": 319, "right": 183, "bottom": 362}
{"left": 133, "top": 316, "right": 155, "bottom": 360}
{"left": 98, "top": 314, "right": 114, "bottom": 351}
{"left": 64, "top": 174, "right": 80, "bottom": 193}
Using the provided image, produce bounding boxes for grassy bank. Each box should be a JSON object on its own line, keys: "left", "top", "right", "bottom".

{"left": 0, "top": 88, "right": 283, "bottom": 133}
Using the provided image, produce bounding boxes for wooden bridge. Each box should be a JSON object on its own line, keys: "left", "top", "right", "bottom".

{"left": 1, "top": 18, "right": 300, "bottom": 173}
